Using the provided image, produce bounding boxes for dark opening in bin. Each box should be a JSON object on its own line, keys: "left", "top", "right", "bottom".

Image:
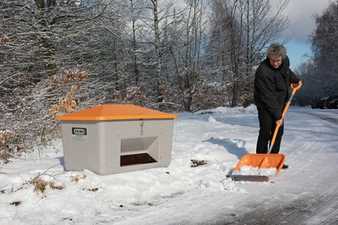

{"left": 120, "top": 136, "right": 158, "bottom": 167}
{"left": 120, "top": 153, "right": 157, "bottom": 166}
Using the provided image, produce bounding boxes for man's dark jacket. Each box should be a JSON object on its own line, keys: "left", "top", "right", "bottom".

{"left": 254, "top": 56, "right": 300, "bottom": 120}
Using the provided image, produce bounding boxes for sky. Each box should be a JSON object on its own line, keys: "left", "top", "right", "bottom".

{"left": 281, "top": 0, "right": 334, "bottom": 68}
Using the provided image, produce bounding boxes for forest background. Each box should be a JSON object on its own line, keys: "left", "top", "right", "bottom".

{"left": 1, "top": 0, "right": 337, "bottom": 157}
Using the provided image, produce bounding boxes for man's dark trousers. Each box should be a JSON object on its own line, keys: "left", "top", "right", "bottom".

{"left": 256, "top": 107, "right": 284, "bottom": 154}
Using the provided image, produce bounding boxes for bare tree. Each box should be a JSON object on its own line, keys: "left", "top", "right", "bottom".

{"left": 298, "top": 0, "right": 338, "bottom": 106}
{"left": 207, "top": 0, "right": 288, "bottom": 106}
{"left": 174, "top": 0, "right": 205, "bottom": 111}
{"left": 147, "top": 0, "right": 162, "bottom": 102}
{"left": 129, "top": 0, "right": 141, "bottom": 85}
{"left": 244, "top": 0, "right": 289, "bottom": 75}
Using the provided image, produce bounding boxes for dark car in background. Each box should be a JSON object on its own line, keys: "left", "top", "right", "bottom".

{"left": 312, "top": 95, "right": 338, "bottom": 109}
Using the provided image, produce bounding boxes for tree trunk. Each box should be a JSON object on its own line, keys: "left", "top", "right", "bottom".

{"left": 130, "top": 0, "right": 139, "bottom": 85}
{"left": 151, "top": 0, "right": 162, "bottom": 102}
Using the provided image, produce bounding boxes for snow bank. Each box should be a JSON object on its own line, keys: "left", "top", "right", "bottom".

{"left": 198, "top": 104, "right": 257, "bottom": 115}
{"left": 0, "top": 118, "right": 244, "bottom": 225}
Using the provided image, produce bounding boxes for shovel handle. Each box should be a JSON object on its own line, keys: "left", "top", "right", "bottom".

{"left": 269, "top": 81, "right": 302, "bottom": 151}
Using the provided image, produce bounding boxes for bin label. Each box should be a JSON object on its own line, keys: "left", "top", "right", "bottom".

{"left": 72, "top": 127, "right": 87, "bottom": 136}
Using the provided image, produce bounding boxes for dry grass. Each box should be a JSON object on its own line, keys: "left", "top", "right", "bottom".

{"left": 49, "top": 68, "right": 88, "bottom": 115}
{"left": 32, "top": 177, "right": 49, "bottom": 193}
{"left": 0, "top": 34, "right": 10, "bottom": 45}
{"left": 32, "top": 177, "right": 65, "bottom": 194}
{"left": 71, "top": 174, "right": 87, "bottom": 183}
{"left": 0, "top": 130, "right": 16, "bottom": 162}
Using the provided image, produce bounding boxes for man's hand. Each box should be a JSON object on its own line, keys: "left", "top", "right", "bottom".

{"left": 291, "top": 80, "right": 303, "bottom": 91}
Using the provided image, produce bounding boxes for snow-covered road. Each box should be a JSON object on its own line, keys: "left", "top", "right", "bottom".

{"left": 221, "top": 109, "right": 338, "bottom": 225}
{"left": 1, "top": 106, "right": 338, "bottom": 225}
{"left": 111, "top": 108, "right": 338, "bottom": 225}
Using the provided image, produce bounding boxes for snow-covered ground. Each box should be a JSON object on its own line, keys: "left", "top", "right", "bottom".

{"left": 1, "top": 106, "right": 338, "bottom": 225}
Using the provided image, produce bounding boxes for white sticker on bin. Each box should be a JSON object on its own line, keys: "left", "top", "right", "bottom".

{"left": 72, "top": 127, "right": 87, "bottom": 136}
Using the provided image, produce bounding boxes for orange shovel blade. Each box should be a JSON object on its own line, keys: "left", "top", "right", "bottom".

{"left": 234, "top": 153, "right": 285, "bottom": 175}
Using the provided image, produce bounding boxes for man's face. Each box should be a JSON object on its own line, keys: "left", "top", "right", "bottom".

{"left": 269, "top": 55, "right": 282, "bottom": 69}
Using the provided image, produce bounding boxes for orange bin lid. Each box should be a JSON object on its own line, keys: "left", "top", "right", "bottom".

{"left": 56, "top": 104, "right": 177, "bottom": 121}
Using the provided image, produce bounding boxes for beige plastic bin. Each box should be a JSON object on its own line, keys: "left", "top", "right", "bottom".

{"left": 56, "top": 104, "right": 176, "bottom": 175}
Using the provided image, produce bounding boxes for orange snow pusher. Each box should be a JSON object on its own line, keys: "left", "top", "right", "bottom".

{"left": 229, "top": 82, "right": 302, "bottom": 182}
